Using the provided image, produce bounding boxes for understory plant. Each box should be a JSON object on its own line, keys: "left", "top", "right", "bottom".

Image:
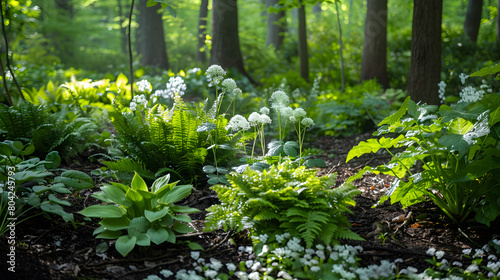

{"left": 0, "top": 140, "right": 94, "bottom": 235}
{"left": 78, "top": 172, "right": 200, "bottom": 257}
{"left": 347, "top": 88, "right": 500, "bottom": 224}
{"left": 205, "top": 160, "right": 362, "bottom": 248}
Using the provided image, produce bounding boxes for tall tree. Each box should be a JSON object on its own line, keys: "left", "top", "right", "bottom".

{"left": 211, "top": 0, "right": 251, "bottom": 80}
{"left": 360, "top": 0, "right": 389, "bottom": 88}
{"left": 266, "top": 0, "right": 286, "bottom": 50}
{"left": 407, "top": 0, "right": 443, "bottom": 105}
{"left": 197, "top": 0, "right": 209, "bottom": 63}
{"left": 464, "top": 0, "right": 483, "bottom": 43}
{"left": 138, "top": 0, "right": 169, "bottom": 69}
{"left": 298, "top": 0, "right": 309, "bottom": 82}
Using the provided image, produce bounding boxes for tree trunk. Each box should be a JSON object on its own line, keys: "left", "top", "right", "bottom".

{"left": 197, "top": 0, "right": 209, "bottom": 63}
{"left": 266, "top": 0, "right": 286, "bottom": 50}
{"left": 407, "top": 0, "right": 443, "bottom": 106}
{"left": 298, "top": 0, "right": 309, "bottom": 82}
{"left": 211, "top": 0, "right": 252, "bottom": 82}
{"left": 464, "top": 0, "right": 483, "bottom": 43}
{"left": 138, "top": 0, "right": 169, "bottom": 69}
{"left": 360, "top": 0, "right": 389, "bottom": 88}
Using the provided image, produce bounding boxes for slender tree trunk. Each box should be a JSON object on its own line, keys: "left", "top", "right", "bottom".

{"left": 298, "top": 0, "right": 309, "bottom": 82}
{"left": 138, "top": 0, "right": 169, "bottom": 69}
{"left": 335, "top": 1, "right": 345, "bottom": 92}
{"left": 266, "top": 0, "right": 286, "bottom": 50}
{"left": 360, "top": 0, "right": 389, "bottom": 88}
{"left": 197, "top": 0, "right": 209, "bottom": 63}
{"left": 211, "top": 0, "right": 255, "bottom": 83}
{"left": 408, "top": 0, "right": 443, "bottom": 106}
{"left": 117, "top": 0, "right": 128, "bottom": 55}
{"left": 464, "top": 0, "right": 483, "bottom": 43}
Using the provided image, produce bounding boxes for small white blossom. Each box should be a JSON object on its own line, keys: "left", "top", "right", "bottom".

{"left": 270, "top": 90, "right": 290, "bottom": 109}
{"left": 160, "top": 269, "right": 173, "bottom": 278}
{"left": 145, "top": 275, "right": 162, "bottom": 280}
{"left": 301, "top": 117, "right": 314, "bottom": 127}
{"left": 459, "top": 73, "right": 469, "bottom": 85}
{"left": 293, "top": 108, "right": 307, "bottom": 119}
{"left": 463, "top": 248, "right": 472, "bottom": 255}
{"left": 435, "top": 250, "right": 445, "bottom": 259}
{"left": 473, "top": 249, "right": 486, "bottom": 258}
{"left": 260, "top": 107, "right": 270, "bottom": 115}
{"left": 222, "top": 78, "right": 237, "bottom": 92}
{"left": 452, "top": 261, "right": 463, "bottom": 267}
{"left": 191, "top": 251, "right": 200, "bottom": 260}
{"left": 310, "top": 266, "right": 321, "bottom": 272}
{"left": 280, "top": 107, "right": 294, "bottom": 119}
{"left": 438, "top": 81, "right": 447, "bottom": 103}
{"left": 204, "top": 269, "right": 218, "bottom": 279}
{"left": 136, "top": 80, "right": 152, "bottom": 93}
{"left": 248, "top": 272, "right": 260, "bottom": 280}
{"left": 206, "top": 65, "right": 226, "bottom": 87}
{"left": 210, "top": 258, "right": 223, "bottom": 271}
{"left": 226, "top": 115, "right": 250, "bottom": 132}
{"left": 226, "top": 263, "right": 237, "bottom": 271}
{"left": 465, "top": 264, "right": 479, "bottom": 273}
{"left": 130, "top": 94, "right": 148, "bottom": 111}
{"left": 277, "top": 271, "right": 293, "bottom": 280}
{"left": 459, "top": 86, "right": 484, "bottom": 103}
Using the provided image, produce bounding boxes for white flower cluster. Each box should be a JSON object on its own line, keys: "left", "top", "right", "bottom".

{"left": 463, "top": 110, "right": 490, "bottom": 145}
{"left": 248, "top": 112, "right": 272, "bottom": 126}
{"left": 166, "top": 76, "right": 187, "bottom": 98}
{"left": 136, "top": 79, "right": 152, "bottom": 93}
{"left": 226, "top": 115, "right": 251, "bottom": 132}
{"left": 130, "top": 94, "right": 148, "bottom": 111}
{"left": 188, "top": 67, "right": 201, "bottom": 74}
{"left": 426, "top": 247, "right": 445, "bottom": 259}
{"left": 270, "top": 90, "right": 290, "bottom": 110}
{"left": 459, "top": 73, "right": 469, "bottom": 85}
{"left": 438, "top": 81, "right": 447, "bottom": 103}
{"left": 206, "top": 65, "right": 226, "bottom": 87}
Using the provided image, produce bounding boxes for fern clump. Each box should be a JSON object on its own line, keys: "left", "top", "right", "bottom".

{"left": 205, "top": 160, "right": 363, "bottom": 247}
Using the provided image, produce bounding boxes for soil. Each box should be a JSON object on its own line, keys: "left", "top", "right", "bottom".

{"left": 1, "top": 132, "right": 499, "bottom": 280}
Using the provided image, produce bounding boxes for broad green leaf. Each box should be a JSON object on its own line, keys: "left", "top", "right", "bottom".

{"left": 438, "top": 134, "right": 470, "bottom": 159}
{"left": 131, "top": 172, "right": 148, "bottom": 192}
{"left": 96, "top": 230, "right": 122, "bottom": 239}
{"left": 379, "top": 96, "right": 410, "bottom": 126}
{"left": 448, "top": 118, "right": 473, "bottom": 135}
{"left": 100, "top": 217, "right": 130, "bottom": 231}
{"left": 100, "top": 185, "right": 132, "bottom": 207}
{"left": 115, "top": 235, "right": 136, "bottom": 257}
{"left": 216, "top": 167, "right": 229, "bottom": 174}
{"left": 489, "top": 108, "right": 500, "bottom": 126}
{"left": 170, "top": 205, "right": 201, "bottom": 214}
{"left": 48, "top": 194, "right": 70, "bottom": 206}
{"left": 173, "top": 222, "right": 195, "bottom": 233}
{"left": 346, "top": 136, "right": 402, "bottom": 162}
{"left": 126, "top": 189, "right": 145, "bottom": 210}
{"left": 186, "top": 241, "right": 204, "bottom": 251}
{"left": 147, "top": 227, "right": 169, "bottom": 245}
{"left": 115, "top": 73, "right": 128, "bottom": 88}
{"left": 96, "top": 242, "right": 109, "bottom": 253}
{"left": 449, "top": 156, "right": 500, "bottom": 183}
{"left": 55, "top": 170, "right": 93, "bottom": 190}
{"left": 151, "top": 174, "right": 171, "bottom": 193}
{"left": 14, "top": 170, "right": 53, "bottom": 184}
{"left": 159, "top": 185, "right": 193, "bottom": 204}
{"left": 470, "top": 63, "right": 500, "bottom": 77}
{"left": 207, "top": 177, "right": 220, "bottom": 184}
{"left": 22, "top": 143, "right": 36, "bottom": 157}
{"left": 173, "top": 214, "right": 191, "bottom": 223}
{"left": 136, "top": 233, "right": 150, "bottom": 246}
{"left": 40, "top": 203, "right": 74, "bottom": 223}
{"left": 283, "top": 141, "right": 298, "bottom": 157}
{"left": 79, "top": 205, "right": 126, "bottom": 218}
{"left": 304, "top": 158, "right": 326, "bottom": 168}
{"left": 145, "top": 208, "right": 169, "bottom": 222}
{"left": 158, "top": 214, "right": 174, "bottom": 227}
{"left": 128, "top": 217, "right": 150, "bottom": 237}
{"left": 203, "top": 165, "right": 216, "bottom": 174}
{"left": 44, "top": 151, "right": 61, "bottom": 169}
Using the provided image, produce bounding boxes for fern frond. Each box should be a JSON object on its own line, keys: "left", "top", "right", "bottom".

{"left": 102, "top": 158, "right": 155, "bottom": 181}
{"left": 334, "top": 227, "right": 365, "bottom": 241}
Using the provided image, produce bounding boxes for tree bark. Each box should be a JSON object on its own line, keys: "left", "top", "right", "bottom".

{"left": 138, "top": 0, "right": 169, "bottom": 70}
{"left": 298, "top": 0, "right": 309, "bottom": 82}
{"left": 407, "top": 0, "right": 443, "bottom": 106}
{"left": 464, "top": 0, "right": 483, "bottom": 43}
{"left": 211, "top": 0, "right": 253, "bottom": 82}
{"left": 117, "top": 0, "right": 128, "bottom": 55}
{"left": 197, "top": 0, "right": 209, "bottom": 63}
{"left": 360, "top": 0, "right": 389, "bottom": 88}
{"left": 266, "top": 0, "right": 286, "bottom": 50}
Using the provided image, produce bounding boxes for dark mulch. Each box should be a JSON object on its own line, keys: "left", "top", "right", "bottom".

{"left": 1, "top": 131, "right": 498, "bottom": 280}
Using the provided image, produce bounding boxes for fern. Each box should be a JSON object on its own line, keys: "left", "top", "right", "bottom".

{"left": 206, "top": 160, "right": 363, "bottom": 247}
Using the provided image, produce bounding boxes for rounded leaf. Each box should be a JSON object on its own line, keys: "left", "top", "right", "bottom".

{"left": 79, "top": 205, "right": 126, "bottom": 218}
{"left": 115, "top": 235, "right": 136, "bottom": 257}
{"left": 147, "top": 227, "right": 169, "bottom": 245}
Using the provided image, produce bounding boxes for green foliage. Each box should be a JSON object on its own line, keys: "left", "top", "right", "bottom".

{"left": 0, "top": 102, "right": 100, "bottom": 160}
{"left": 205, "top": 160, "right": 362, "bottom": 248}
{"left": 79, "top": 172, "right": 200, "bottom": 257}
{"left": 315, "top": 80, "right": 406, "bottom": 136}
{"left": 347, "top": 94, "right": 500, "bottom": 225}
{"left": 0, "top": 141, "right": 94, "bottom": 236}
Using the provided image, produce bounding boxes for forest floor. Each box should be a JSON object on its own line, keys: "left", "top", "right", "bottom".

{"left": 1, "top": 131, "right": 499, "bottom": 280}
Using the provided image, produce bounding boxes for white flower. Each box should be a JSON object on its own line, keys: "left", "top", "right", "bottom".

{"left": 489, "top": 254, "right": 498, "bottom": 261}
{"left": 210, "top": 258, "right": 223, "bottom": 271}
{"left": 459, "top": 73, "right": 469, "bottom": 85}
{"left": 206, "top": 65, "right": 226, "bottom": 87}
{"left": 301, "top": 117, "right": 314, "bottom": 127}
{"left": 166, "top": 76, "right": 187, "bottom": 98}
{"left": 191, "top": 251, "right": 200, "bottom": 260}
{"left": 231, "top": 88, "right": 243, "bottom": 98}
{"left": 310, "top": 266, "right": 321, "bottom": 272}
{"left": 160, "top": 269, "right": 173, "bottom": 278}
{"left": 280, "top": 107, "right": 294, "bottom": 119}
{"left": 293, "top": 108, "right": 307, "bottom": 119}
{"left": 257, "top": 233, "right": 269, "bottom": 243}
{"left": 188, "top": 67, "right": 201, "bottom": 74}
{"left": 438, "top": 81, "right": 447, "bottom": 103}
{"left": 260, "top": 107, "right": 270, "bottom": 115}
{"left": 248, "top": 112, "right": 262, "bottom": 126}
{"left": 277, "top": 271, "right": 293, "bottom": 280}
{"left": 222, "top": 78, "right": 237, "bottom": 93}
{"left": 289, "top": 116, "right": 297, "bottom": 123}
{"left": 234, "top": 271, "right": 248, "bottom": 280}
{"left": 226, "top": 263, "right": 237, "bottom": 271}
{"left": 435, "top": 250, "right": 445, "bottom": 259}
{"left": 276, "top": 232, "right": 291, "bottom": 244}
{"left": 136, "top": 80, "right": 152, "bottom": 93}
{"left": 145, "top": 275, "right": 161, "bottom": 280}
{"left": 226, "top": 115, "right": 250, "bottom": 131}
{"left": 465, "top": 264, "right": 479, "bottom": 272}
{"left": 473, "top": 249, "right": 486, "bottom": 258}
{"left": 462, "top": 248, "right": 472, "bottom": 255}
{"left": 459, "top": 86, "right": 484, "bottom": 103}
{"left": 250, "top": 262, "right": 262, "bottom": 271}
{"left": 204, "top": 269, "right": 218, "bottom": 279}
{"left": 494, "top": 239, "right": 500, "bottom": 246}
{"left": 130, "top": 94, "right": 148, "bottom": 111}
{"left": 272, "top": 248, "right": 292, "bottom": 258}
{"left": 452, "top": 261, "right": 463, "bottom": 267}
{"left": 394, "top": 258, "right": 404, "bottom": 263}
{"left": 463, "top": 110, "right": 490, "bottom": 145}
{"left": 248, "top": 272, "right": 260, "bottom": 280}
{"left": 270, "top": 90, "right": 290, "bottom": 109}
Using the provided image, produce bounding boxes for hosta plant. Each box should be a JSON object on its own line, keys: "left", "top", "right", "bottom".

{"left": 347, "top": 93, "right": 500, "bottom": 225}
{"left": 78, "top": 172, "right": 200, "bottom": 257}
{"left": 205, "top": 160, "right": 362, "bottom": 248}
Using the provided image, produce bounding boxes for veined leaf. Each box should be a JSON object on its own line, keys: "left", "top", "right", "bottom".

{"left": 448, "top": 118, "right": 473, "bottom": 135}
{"left": 131, "top": 172, "right": 148, "bottom": 192}
{"left": 96, "top": 230, "right": 122, "bottom": 239}
{"left": 151, "top": 174, "right": 171, "bottom": 193}
{"left": 170, "top": 205, "right": 201, "bottom": 214}
{"left": 378, "top": 96, "right": 410, "bottom": 126}
{"left": 79, "top": 205, "right": 126, "bottom": 218}
{"left": 115, "top": 235, "right": 136, "bottom": 257}
{"left": 145, "top": 208, "right": 169, "bottom": 222}
{"left": 100, "top": 217, "right": 130, "bottom": 231}
{"left": 159, "top": 184, "right": 193, "bottom": 204}
{"left": 147, "top": 227, "right": 169, "bottom": 245}
{"left": 128, "top": 217, "right": 150, "bottom": 237}
{"left": 100, "top": 185, "right": 132, "bottom": 207}
{"left": 173, "top": 222, "right": 195, "bottom": 233}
